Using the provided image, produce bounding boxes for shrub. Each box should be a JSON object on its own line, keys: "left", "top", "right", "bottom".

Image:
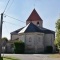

{"left": 0, "top": 57, "right": 3, "bottom": 60}
{"left": 14, "top": 41, "right": 25, "bottom": 54}
{"left": 45, "top": 46, "right": 53, "bottom": 53}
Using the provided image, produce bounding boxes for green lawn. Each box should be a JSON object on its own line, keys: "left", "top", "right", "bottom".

{"left": 3, "top": 56, "right": 20, "bottom": 60}
{"left": 49, "top": 54, "right": 60, "bottom": 58}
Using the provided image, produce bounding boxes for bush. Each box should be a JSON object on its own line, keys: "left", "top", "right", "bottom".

{"left": 55, "top": 45, "right": 59, "bottom": 53}
{"left": 45, "top": 46, "right": 53, "bottom": 53}
{"left": 14, "top": 42, "right": 25, "bottom": 54}
{"left": 0, "top": 57, "right": 3, "bottom": 60}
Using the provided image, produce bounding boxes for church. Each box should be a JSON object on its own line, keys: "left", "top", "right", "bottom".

{"left": 11, "top": 9, "right": 55, "bottom": 53}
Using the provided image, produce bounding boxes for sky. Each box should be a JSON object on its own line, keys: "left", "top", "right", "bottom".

{"left": 0, "top": 0, "right": 60, "bottom": 39}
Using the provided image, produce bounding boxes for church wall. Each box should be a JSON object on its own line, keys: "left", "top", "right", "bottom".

{"left": 18, "top": 33, "right": 55, "bottom": 53}
{"left": 25, "top": 33, "right": 35, "bottom": 53}
{"left": 44, "top": 34, "right": 54, "bottom": 46}
{"left": 44, "top": 34, "right": 55, "bottom": 51}
{"left": 19, "top": 33, "right": 35, "bottom": 53}
{"left": 51, "top": 34, "right": 55, "bottom": 51}
{"left": 23, "top": 32, "right": 44, "bottom": 53}
{"left": 35, "top": 33, "right": 44, "bottom": 53}
{"left": 11, "top": 34, "right": 19, "bottom": 40}
{"left": 11, "top": 33, "right": 55, "bottom": 53}
{"left": 19, "top": 34, "right": 25, "bottom": 42}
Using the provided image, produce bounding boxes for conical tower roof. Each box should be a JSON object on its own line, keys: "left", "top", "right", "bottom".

{"left": 27, "top": 9, "right": 42, "bottom": 21}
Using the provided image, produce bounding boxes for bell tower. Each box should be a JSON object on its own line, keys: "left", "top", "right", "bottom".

{"left": 26, "top": 9, "right": 43, "bottom": 27}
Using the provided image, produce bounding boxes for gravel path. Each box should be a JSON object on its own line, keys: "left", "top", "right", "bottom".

{"left": 1, "top": 54, "right": 60, "bottom": 60}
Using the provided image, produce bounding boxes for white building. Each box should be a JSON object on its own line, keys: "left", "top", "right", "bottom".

{"left": 11, "top": 9, "right": 55, "bottom": 53}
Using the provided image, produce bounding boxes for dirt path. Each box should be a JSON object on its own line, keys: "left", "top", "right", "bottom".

{"left": 1, "top": 54, "right": 60, "bottom": 60}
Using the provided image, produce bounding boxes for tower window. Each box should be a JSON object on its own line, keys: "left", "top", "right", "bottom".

{"left": 37, "top": 22, "right": 39, "bottom": 24}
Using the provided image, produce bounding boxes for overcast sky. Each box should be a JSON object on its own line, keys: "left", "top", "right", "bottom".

{"left": 0, "top": 0, "right": 60, "bottom": 39}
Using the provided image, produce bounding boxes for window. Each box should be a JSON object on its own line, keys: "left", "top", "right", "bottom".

{"left": 38, "top": 37, "right": 40, "bottom": 42}
{"left": 37, "top": 22, "right": 39, "bottom": 24}
{"left": 29, "top": 37, "right": 32, "bottom": 42}
{"left": 37, "top": 22, "right": 39, "bottom": 26}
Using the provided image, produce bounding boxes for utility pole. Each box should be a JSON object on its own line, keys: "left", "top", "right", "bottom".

{"left": 0, "top": 13, "right": 3, "bottom": 57}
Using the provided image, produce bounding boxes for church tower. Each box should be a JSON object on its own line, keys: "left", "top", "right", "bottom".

{"left": 26, "top": 9, "right": 43, "bottom": 27}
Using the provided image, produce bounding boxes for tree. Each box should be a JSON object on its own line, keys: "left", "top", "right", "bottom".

{"left": 55, "top": 19, "right": 60, "bottom": 53}
{"left": 1, "top": 37, "right": 8, "bottom": 53}
{"left": 2, "top": 37, "right": 8, "bottom": 42}
{"left": 2, "top": 37, "right": 8, "bottom": 46}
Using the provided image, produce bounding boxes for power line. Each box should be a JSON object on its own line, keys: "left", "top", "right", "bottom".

{"left": 3, "top": 0, "right": 11, "bottom": 13}
{"left": 3, "top": 21, "right": 21, "bottom": 26}
{"left": 6, "top": 0, "right": 14, "bottom": 13}
{"left": 4, "top": 14, "right": 26, "bottom": 23}
{"left": 2, "top": 0, "right": 25, "bottom": 24}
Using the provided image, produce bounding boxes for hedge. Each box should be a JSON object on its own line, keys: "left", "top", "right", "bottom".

{"left": 14, "top": 42, "right": 25, "bottom": 54}
{"left": 0, "top": 57, "right": 3, "bottom": 60}
{"left": 45, "top": 46, "right": 53, "bottom": 53}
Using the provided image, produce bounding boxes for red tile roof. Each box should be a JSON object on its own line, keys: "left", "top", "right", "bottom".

{"left": 27, "top": 9, "right": 42, "bottom": 21}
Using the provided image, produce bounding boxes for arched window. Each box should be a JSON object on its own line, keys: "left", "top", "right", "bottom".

{"left": 38, "top": 37, "right": 40, "bottom": 42}
{"left": 37, "top": 22, "right": 39, "bottom": 24}
{"left": 37, "top": 22, "right": 39, "bottom": 26}
{"left": 29, "top": 37, "right": 32, "bottom": 42}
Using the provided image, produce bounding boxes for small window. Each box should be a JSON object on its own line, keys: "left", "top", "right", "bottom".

{"left": 37, "top": 22, "right": 39, "bottom": 24}
{"left": 38, "top": 37, "right": 40, "bottom": 42}
{"left": 29, "top": 37, "right": 32, "bottom": 42}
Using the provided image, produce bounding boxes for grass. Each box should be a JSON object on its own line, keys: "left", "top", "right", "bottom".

{"left": 49, "top": 54, "right": 60, "bottom": 58}
{"left": 3, "top": 56, "right": 20, "bottom": 60}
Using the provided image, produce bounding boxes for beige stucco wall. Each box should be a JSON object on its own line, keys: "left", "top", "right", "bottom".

{"left": 32, "top": 32, "right": 44, "bottom": 53}
{"left": 44, "top": 34, "right": 55, "bottom": 51}
{"left": 19, "top": 32, "right": 44, "bottom": 53}
{"left": 26, "top": 20, "right": 43, "bottom": 27}
{"left": 44, "top": 34, "right": 52, "bottom": 46}
{"left": 11, "top": 34, "right": 19, "bottom": 40}
{"left": 19, "top": 34, "right": 25, "bottom": 42}
{"left": 11, "top": 32, "right": 55, "bottom": 52}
